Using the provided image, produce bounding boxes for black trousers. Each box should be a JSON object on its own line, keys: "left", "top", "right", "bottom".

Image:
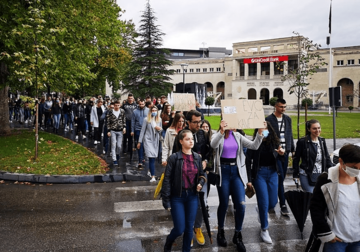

{"left": 75, "top": 117, "right": 86, "bottom": 135}
{"left": 94, "top": 121, "right": 104, "bottom": 141}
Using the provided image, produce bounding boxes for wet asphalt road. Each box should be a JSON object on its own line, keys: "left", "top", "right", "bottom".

{"left": 1, "top": 177, "right": 311, "bottom": 252}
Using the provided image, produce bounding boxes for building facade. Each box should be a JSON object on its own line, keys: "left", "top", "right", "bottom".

{"left": 169, "top": 37, "right": 360, "bottom": 109}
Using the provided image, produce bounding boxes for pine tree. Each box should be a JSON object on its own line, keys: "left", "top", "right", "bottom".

{"left": 122, "top": 2, "right": 174, "bottom": 98}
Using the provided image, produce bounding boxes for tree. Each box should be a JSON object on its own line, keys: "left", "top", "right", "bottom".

{"left": 348, "top": 106, "right": 354, "bottom": 113}
{"left": 280, "top": 32, "right": 327, "bottom": 139}
{"left": 122, "top": 2, "right": 174, "bottom": 98}
{"left": 205, "top": 96, "right": 215, "bottom": 117}
{"left": 0, "top": 0, "right": 135, "bottom": 135}
{"left": 301, "top": 98, "right": 313, "bottom": 107}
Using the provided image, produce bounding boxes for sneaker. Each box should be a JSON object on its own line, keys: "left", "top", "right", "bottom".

{"left": 75, "top": 135, "right": 78, "bottom": 140}
{"left": 150, "top": 177, "right": 156, "bottom": 182}
{"left": 103, "top": 150, "right": 106, "bottom": 155}
{"left": 280, "top": 205, "right": 289, "bottom": 216}
{"left": 25, "top": 120, "right": 28, "bottom": 124}
{"left": 40, "top": 127, "right": 44, "bottom": 131}
{"left": 255, "top": 205, "right": 261, "bottom": 224}
{"left": 268, "top": 208, "right": 275, "bottom": 214}
{"left": 147, "top": 171, "right": 151, "bottom": 177}
{"left": 260, "top": 229, "right": 272, "bottom": 244}
{"left": 9, "top": 120, "right": 12, "bottom": 123}
{"left": 83, "top": 135, "right": 86, "bottom": 139}
{"left": 113, "top": 160, "right": 118, "bottom": 165}
{"left": 94, "top": 140, "right": 98, "bottom": 145}
{"left": 64, "top": 128, "right": 68, "bottom": 132}
{"left": 138, "top": 164, "right": 143, "bottom": 169}
{"left": 194, "top": 228, "right": 205, "bottom": 245}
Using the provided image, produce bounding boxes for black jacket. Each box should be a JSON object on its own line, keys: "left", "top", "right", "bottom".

{"left": 172, "top": 127, "right": 211, "bottom": 162}
{"left": 265, "top": 113, "right": 295, "bottom": 153}
{"left": 72, "top": 104, "right": 85, "bottom": 118}
{"left": 293, "top": 136, "right": 333, "bottom": 179}
{"left": 161, "top": 151, "right": 206, "bottom": 210}
{"left": 245, "top": 141, "right": 280, "bottom": 183}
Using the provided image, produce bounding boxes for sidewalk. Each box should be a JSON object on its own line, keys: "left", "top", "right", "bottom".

{"left": 3, "top": 121, "right": 360, "bottom": 183}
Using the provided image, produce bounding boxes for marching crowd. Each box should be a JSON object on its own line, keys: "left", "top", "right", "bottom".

{"left": 7, "top": 95, "right": 360, "bottom": 252}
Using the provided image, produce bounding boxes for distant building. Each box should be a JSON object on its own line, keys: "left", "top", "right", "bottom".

{"left": 169, "top": 37, "right": 360, "bottom": 109}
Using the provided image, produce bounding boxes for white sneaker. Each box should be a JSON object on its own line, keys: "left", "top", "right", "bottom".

{"left": 64, "top": 128, "right": 68, "bottom": 132}
{"left": 9, "top": 120, "right": 12, "bottom": 123}
{"left": 260, "top": 230, "right": 272, "bottom": 244}
{"left": 102, "top": 150, "right": 106, "bottom": 154}
{"left": 147, "top": 172, "right": 151, "bottom": 177}
{"left": 25, "top": 120, "right": 28, "bottom": 124}
{"left": 83, "top": 135, "right": 86, "bottom": 139}
{"left": 150, "top": 177, "right": 156, "bottom": 182}
{"left": 75, "top": 135, "right": 78, "bottom": 140}
{"left": 94, "top": 140, "right": 98, "bottom": 145}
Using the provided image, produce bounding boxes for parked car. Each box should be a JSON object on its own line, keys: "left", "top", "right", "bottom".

{"left": 331, "top": 142, "right": 360, "bottom": 164}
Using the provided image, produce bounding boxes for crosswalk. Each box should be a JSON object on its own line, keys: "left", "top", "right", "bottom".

{"left": 113, "top": 179, "right": 312, "bottom": 252}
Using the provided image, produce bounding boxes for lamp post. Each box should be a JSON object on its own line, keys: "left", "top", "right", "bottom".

{"left": 180, "top": 63, "right": 188, "bottom": 93}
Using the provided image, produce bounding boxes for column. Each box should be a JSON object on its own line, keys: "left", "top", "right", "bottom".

{"left": 257, "top": 63, "right": 261, "bottom": 79}
{"left": 270, "top": 62, "right": 274, "bottom": 79}
{"left": 232, "top": 60, "right": 237, "bottom": 81}
{"left": 283, "top": 61, "right": 288, "bottom": 75}
{"left": 245, "top": 64, "right": 249, "bottom": 80}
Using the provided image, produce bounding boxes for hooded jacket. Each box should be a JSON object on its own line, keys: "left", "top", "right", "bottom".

{"left": 131, "top": 107, "right": 149, "bottom": 132}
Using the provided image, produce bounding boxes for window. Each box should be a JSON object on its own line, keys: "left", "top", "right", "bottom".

{"left": 203, "top": 68, "right": 207, "bottom": 72}
{"left": 196, "top": 68, "right": 200, "bottom": 72}
{"left": 171, "top": 52, "right": 184, "bottom": 57}
{"left": 348, "top": 59, "right": 355, "bottom": 65}
{"left": 176, "top": 69, "right": 181, "bottom": 73}
{"left": 337, "top": 60, "right": 344, "bottom": 66}
{"left": 346, "top": 95, "right": 353, "bottom": 103}
{"left": 184, "top": 69, "right": 187, "bottom": 73}
{"left": 216, "top": 67, "right": 221, "bottom": 72}
{"left": 209, "top": 68, "right": 214, "bottom": 72}
{"left": 189, "top": 69, "right": 194, "bottom": 73}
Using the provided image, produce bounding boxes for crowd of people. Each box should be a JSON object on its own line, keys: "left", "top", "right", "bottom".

{"left": 8, "top": 95, "right": 360, "bottom": 252}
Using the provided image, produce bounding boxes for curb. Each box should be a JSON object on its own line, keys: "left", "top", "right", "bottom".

{"left": 0, "top": 170, "right": 153, "bottom": 184}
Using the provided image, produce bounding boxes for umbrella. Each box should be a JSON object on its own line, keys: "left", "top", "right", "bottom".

{"left": 199, "top": 191, "right": 213, "bottom": 244}
{"left": 153, "top": 173, "right": 165, "bottom": 199}
{"left": 284, "top": 180, "right": 312, "bottom": 239}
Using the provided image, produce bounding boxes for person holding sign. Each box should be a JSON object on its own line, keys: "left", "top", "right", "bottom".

{"left": 245, "top": 122, "right": 284, "bottom": 244}
{"left": 211, "top": 119, "right": 265, "bottom": 252}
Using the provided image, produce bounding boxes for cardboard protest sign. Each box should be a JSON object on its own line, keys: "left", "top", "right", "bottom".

{"left": 173, "top": 93, "right": 196, "bottom": 111}
{"left": 221, "top": 99, "right": 265, "bottom": 129}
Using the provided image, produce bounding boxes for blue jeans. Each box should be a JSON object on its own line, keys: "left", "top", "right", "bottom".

{"left": 148, "top": 157, "right": 155, "bottom": 176}
{"left": 134, "top": 130, "right": 144, "bottom": 164}
{"left": 324, "top": 240, "right": 360, "bottom": 252}
{"left": 217, "top": 164, "right": 246, "bottom": 231}
{"left": 53, "top": 114, "right": 61, "bottom": 129}
{"left": 276, "top": 153, "right": 289, "bottom": 206}
{"left": 9, "top": 108, "right": 13, "bottom": 121}
{"left": 299, "top": 173, "right": 314, "bottom": 193}
{"left": 64, "top": 114, "right": 73, "bottom": 130}
{"left": 253, "top": 166, "right": 278, "bottom": 230}
{"left": 168, "top": 190, "right": 198, "bottom": 252}
{"left": 110, "top": 131, "right": 123, "bottom": 161}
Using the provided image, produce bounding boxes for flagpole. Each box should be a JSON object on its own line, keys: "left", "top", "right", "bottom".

{"left": 328, "top": 0, "right": 332, "bottom": 115}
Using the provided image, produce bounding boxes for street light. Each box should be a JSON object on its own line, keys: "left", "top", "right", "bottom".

{"left": 180, "top": 63, "right": 188, "bottom": 93}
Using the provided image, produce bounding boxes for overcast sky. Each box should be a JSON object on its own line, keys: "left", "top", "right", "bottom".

{"left": 117, "top": 0, "right": 359, "bottom": 50}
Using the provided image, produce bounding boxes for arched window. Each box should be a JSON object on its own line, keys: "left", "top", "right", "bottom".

{"left": 248, "top": 88, "right": 256, "bottom": 100}
{"left": 337, "top": 78, "right": 354, "bottom": 107}
{"left": 260, "top": 88, "right": 270, "bottom": 105}
{"left": 273, "top": 88, "right": 283, "bottom": 99}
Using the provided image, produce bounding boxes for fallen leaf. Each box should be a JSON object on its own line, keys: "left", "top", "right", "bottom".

{"left": 122, "top": 181, "right": 126, "bottom": 184}
{"left": 0, "top": 180, "right": 4, "bottom": 184}
{"left": 46, "top": 183, "right": 53, "bottom": 186}
{"left": 14, "top": 181, "right": 19, "bottom": 184}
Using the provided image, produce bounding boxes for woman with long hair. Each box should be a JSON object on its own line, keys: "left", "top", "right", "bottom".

{"left": 138, "top": 106, "right": 162, "bottom": 182}
{"left": 162, "top": 129, "right": 207, "bottom": 252}
{"left": 162, "top": 113, "right": 185, "bottom": 166}
{"left": 211, "top": 119, "right": 265, "bottom": 251}
{"left": 245, "top": 122, "right": 284, "bottom": 244}
{"left": 293, "top": 119, "right": 333, "bottom": 193}
{"left": 161, "top": 104, "right": 173, "bottom": 133}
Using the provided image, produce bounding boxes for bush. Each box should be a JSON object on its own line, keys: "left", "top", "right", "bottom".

{"left": 301, "top": 98, "right": 313, "bottom": 107}
{"left": 269, "top": 97, "right": 278, "bottom": 107}
{"left": 348, "top": 106, "right": 354, "bottom": 113}
{"left": 205, "top": 96, "right": 215, "bottom": 106}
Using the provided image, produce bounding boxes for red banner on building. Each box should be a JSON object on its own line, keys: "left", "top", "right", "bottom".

{"left": 243, "top": 56, "right": 288, "bottom": 64}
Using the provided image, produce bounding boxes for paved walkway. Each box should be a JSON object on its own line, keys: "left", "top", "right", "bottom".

{"left": 4, "top": 120, "right": 360, "bottom": 183}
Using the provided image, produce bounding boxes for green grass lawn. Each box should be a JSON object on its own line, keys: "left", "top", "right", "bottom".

{"left": 205, "top": 112, "right": 360, "bottom": 139}
{"left": 0, "top": 130, "right": 108, "bottom": 175}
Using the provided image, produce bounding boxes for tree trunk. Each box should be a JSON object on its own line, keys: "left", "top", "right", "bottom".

{"left": 0, "top": 86, "right": 11, "bottom": 135}
{"left": 305, "top": 103, "right": 308, "bottom": 136}
{"left": 0, "top": 62, "right": 11, "bottom": 135}
{"left": 297, "top": 89, "right": 300, "bottom": 140}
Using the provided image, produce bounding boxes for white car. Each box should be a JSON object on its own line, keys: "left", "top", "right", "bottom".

{"left": 331, "top": 142, "right": 360, "bottom": 164}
